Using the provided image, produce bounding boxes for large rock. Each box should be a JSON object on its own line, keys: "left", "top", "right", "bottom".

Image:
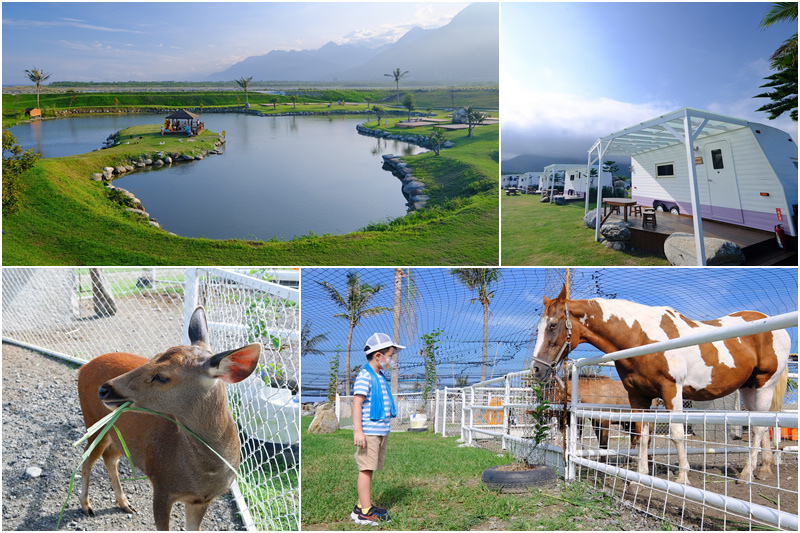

{"left": 583, "top": 208, "right": 599, "bottom": 229}
{"left": 600, "top": 221, "right": 631, "bottom": 241}
{"left": 664, "top": 232, "right": 746, "bottom": 266}
{"left": 308, "top": 403, "right": 339, "bottom": 434}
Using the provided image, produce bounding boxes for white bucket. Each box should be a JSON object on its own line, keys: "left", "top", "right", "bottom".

{"left": 410, "top": 413, "right": 428, "bottom": 429}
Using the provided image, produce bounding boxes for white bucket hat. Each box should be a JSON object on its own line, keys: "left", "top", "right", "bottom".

{"left": 364, "top": 332, "right": 405, "bottom": 356}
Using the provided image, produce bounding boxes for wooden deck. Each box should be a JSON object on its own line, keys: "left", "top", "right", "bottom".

{"left": 603, "top": 211, "right": 798, "bottom": 265}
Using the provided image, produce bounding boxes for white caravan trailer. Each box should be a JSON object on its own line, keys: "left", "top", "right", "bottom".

{"left": 502, "top": 172, "right": 540, "bottom": 191}
{"left": 589, "top": 108, "right": 798, "bottom": 264}
{"left": 541, "top": 163, "right": 605, "bottom": 199}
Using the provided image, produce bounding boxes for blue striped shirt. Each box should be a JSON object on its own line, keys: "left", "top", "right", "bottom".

{"left": 353, "top": 367, "right": 391, "bottom": 436}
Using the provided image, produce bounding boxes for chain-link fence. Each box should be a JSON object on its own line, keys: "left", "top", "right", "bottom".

{"left": 2, "top": 267, "right": 300, "bottom": 531}
{"left": 335, "top": 392, "right": 434, "bottom": 432}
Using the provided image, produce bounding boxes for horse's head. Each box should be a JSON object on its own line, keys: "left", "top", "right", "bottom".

{"left": 530, "top": 285, "right": 573, "bottom": 384}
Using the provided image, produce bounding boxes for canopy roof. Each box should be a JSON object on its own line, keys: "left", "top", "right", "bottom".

{"left": 166, "top": 109, "right": 199, "bottom": 120}
{"left": 589, "top": 107, "right": 751, "bottom": 157}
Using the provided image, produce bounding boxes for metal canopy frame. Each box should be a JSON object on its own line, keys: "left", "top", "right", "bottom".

{"left": 588, "top": 108, "right": 752, "bottom": 266}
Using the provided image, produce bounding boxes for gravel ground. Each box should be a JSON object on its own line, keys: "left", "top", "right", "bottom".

{"left": 2, "top": 343, "right": 246, "bottom": 531}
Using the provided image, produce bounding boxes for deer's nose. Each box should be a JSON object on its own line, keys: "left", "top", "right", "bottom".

{"left": 98, "top": 383, "right": 112, "bottom": 400}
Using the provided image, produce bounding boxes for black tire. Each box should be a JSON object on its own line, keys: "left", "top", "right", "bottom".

{"left": 669, "top": 206, "right": 680, "bottom": 215}
{"left": 481, "top": 464, "right": 557, "bottom": 493}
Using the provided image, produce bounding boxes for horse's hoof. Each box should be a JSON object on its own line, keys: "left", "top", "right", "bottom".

{"left": 757, "top": 469, "right": 773, "bottom": 480}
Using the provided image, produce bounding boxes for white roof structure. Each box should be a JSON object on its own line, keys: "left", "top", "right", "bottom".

{"left": 587, "top": 107, "right": 770, "bottom": 265}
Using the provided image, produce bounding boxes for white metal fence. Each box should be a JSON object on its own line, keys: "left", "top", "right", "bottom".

{"left": 451, "top": 311, "right": 798, "bottom": 531}
{"left": 1, "top": 267, "right": 300, "bottom": 531}
{"left": 335, "top": 391, "right": 434, "bottom": 432}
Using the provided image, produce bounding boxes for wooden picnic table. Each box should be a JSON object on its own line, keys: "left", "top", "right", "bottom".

{"left": 505, "top": 187, "right": 520, "bottom": 196}
{"left": 602, "top": 198, "right": 638, "bottom": 224}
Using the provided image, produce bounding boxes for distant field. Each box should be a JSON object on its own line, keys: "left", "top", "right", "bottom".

{"left": 2, "top": 87, "right": 499, "bottom": 128}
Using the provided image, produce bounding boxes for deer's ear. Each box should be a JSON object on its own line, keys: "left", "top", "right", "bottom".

{"left": 188, "top": 307, "right": 210, "bottom": 348}
{"left": 207, "top": 343, "right": 261, "bottom": 384}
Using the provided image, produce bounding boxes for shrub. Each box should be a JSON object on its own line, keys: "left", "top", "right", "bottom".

{"left": 2, "top": 130, "right": 40, "bottom": 215}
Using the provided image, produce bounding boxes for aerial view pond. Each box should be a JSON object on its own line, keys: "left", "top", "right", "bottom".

{"left": 11, "top": 113, "right": 426, "bottom": 240}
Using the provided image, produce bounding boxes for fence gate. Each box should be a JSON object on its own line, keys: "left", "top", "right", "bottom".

{"left": 2, "top": 267, "right": 300, "bottom": 531}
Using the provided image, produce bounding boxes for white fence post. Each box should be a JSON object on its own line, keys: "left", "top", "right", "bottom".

{"left": 182, "top": 268, "right": 199, "bottom": 346}
{"left": 335, "top": 393, "right": 341, "bottom": 422}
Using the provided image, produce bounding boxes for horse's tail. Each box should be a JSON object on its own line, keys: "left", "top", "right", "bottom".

{"left": 770, "top": 366, "right": 788, "bottom": 412}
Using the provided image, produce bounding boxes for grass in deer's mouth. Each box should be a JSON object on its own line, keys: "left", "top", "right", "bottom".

{"left": 58, "top": 402, "right": 242, "bottom": 529}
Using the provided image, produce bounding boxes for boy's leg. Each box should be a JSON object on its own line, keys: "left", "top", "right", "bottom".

{"left": 357, "top": 470, "right": 373, "bottom": 511}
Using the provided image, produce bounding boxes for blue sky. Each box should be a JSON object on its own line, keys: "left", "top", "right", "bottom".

{"left": 2, "top": 2, "right": 469, "bottom": 85}
{"left": 300, "top": 268, "right": 797, "bottom": 396}
{"left": 501, "top": 2, "right": 798, "bottom": 166}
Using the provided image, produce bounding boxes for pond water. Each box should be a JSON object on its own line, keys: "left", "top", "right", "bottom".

{"left": 10, "top": 113, "right": 426, "bottom": 240}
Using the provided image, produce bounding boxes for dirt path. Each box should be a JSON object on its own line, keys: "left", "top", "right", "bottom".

{"left": 1, "top": 343, "right": 245, "bottom": 531}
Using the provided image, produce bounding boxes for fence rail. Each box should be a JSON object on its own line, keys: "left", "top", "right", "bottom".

{"left": 2, "top": 267, "right": 300, "bottom": 531}
{"left": 444, "top": 311, "right": 798, "bottom": 531}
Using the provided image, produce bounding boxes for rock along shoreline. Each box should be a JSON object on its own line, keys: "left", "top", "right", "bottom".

{"left": 357, "top": 123, "right": 455, "bottom": 212}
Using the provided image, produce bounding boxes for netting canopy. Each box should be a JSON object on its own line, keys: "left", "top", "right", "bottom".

{"left": 300, "top": 268, "right": 798, "bottom": 398}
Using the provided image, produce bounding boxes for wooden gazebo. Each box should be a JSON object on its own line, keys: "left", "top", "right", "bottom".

{"left": 163, "top": 109, "right": 203, "bottom": 135}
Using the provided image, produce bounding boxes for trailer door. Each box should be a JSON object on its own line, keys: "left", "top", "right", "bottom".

{"left": 704, "top": 140, "right": 743, "bottom": 223}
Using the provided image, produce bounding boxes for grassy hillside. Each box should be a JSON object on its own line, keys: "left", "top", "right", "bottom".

{"left": 2, "top": 115, "right": 499, "bottom": 266}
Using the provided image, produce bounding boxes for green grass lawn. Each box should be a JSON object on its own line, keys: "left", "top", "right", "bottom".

{"left": 3, "top": 115, "right": 498, "bottom": 266}
{"left": 501, "top": 194, "right": 668, "bottom": 266}
{"left": 301, "top": 417, "right": 642, "bottom": 531}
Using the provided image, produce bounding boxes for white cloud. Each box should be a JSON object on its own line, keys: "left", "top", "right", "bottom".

{"left": 501, "top": 76, "right": 677, "bottom": 160}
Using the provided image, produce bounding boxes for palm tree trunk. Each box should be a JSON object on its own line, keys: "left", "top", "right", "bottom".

{"left": 345, "top": 323, "right": 354, "bottom": 396}
{"left": 391, "top": 268, "right": 403, "bottom": 398}
{"left": 481, "top": 301, "right": 488, "bottom": 382}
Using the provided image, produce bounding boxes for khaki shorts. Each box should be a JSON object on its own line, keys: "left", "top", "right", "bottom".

{"left": 354, "top": 434, "right": 388, "bottom": 471}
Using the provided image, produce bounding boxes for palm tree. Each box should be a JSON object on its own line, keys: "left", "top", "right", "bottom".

{"left": 235, "top": 76, "right": 253, "bottom": 108}
{"left": 301, "top": 320, "right": 329, "bottom": 356}
{"left": 269, "top": 97, "right": 278, "bottom": 110}
{"left": 384, "top": 68, "right": 409, "bottom": 105}
{"left": 290, "top": 95, "right": 298, "bottom": 109}
{"left": 449, "top": 268, "right": 501, "bottom": 383}
{"left": 756, "top": 2, "right": 798, "bottom": 121}
{"left": 315, "top": 272, "right": 392, "bottom": 396}
{"left": 389, "top": 268, "right": 419, "bottom": 397}
{"left": 24, "top": 67, "right": 51, "bottom": 110}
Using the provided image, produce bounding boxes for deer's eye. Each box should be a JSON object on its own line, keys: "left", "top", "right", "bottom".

{"left": 151, "top": 374, "right": 170, "bottom": 384}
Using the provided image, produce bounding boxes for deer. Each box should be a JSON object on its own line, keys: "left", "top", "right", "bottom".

{"left": 77, "top": 306, "right": 261, "bottom": 530}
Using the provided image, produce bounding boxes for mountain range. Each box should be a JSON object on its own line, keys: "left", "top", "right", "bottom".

{"left": 208, "top": 3, "right": 498, "bottom": 84}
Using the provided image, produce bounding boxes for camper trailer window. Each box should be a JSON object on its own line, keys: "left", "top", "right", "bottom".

{"left": 656, "top": 163, "right": 675, "bottom": 178}
{"left": 711, "top": 149, "right": 724, "bottom": 170}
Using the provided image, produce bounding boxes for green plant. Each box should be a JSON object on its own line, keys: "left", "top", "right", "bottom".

{"left": 529, "top": 381, "right": 551, "bottom": 448}
{"left": 2, "top": 129, "right": 40, "bottom": 214}
{"left": 419, "top": 329, "right": 443, "bottom": 405}
{"left": 328, "top": 345, "right": 341, "bottom": 403}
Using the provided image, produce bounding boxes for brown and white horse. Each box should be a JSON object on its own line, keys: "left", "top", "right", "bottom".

{"left": 530, "top": 286, "right": 789, "bottom": 485}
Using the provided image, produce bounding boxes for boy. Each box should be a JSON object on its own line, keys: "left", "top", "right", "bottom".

{"left": 350, "top": 332, "right": 404, "bottom": 525}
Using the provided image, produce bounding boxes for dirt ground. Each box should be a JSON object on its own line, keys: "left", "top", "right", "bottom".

{"left": 577, "top": 434, "right": 798, "bottom": 530}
